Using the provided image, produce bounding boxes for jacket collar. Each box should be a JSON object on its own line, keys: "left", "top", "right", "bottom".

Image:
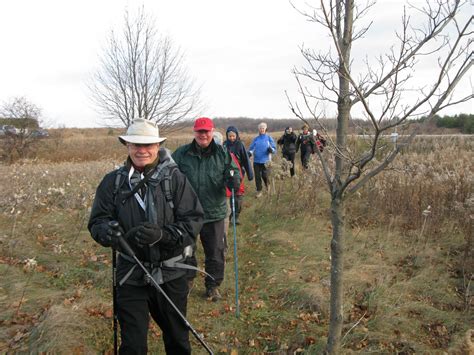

{"left": 189, "top": 139, "right": 217, "bottom": 157}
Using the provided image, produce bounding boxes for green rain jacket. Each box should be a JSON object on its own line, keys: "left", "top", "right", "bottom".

{"left": 172, "top": 139, "right": 240, "bottom": 223}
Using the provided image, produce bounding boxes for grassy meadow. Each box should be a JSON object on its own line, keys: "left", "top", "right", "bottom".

{"left": 0, "top": 130, "right": 472, "bottom": 353}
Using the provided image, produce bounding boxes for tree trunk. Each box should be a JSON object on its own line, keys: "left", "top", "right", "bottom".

{"left": 327, "top": 195, "right": 345, "bottom": 354}
{"left": 327, "top": 1, "right": 352, "bottom": 351}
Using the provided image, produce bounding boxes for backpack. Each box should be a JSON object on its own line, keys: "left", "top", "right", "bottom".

{"left": 112, "top": 164, "right": 178, "bottom": 210}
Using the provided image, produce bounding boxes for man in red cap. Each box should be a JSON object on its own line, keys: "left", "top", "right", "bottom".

{"left": 172, "top": 117, "right": 240, "bottom": 301}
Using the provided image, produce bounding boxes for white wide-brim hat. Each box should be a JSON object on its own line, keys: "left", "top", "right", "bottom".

{"left": 118, "top": 118, "right": 167, "bottom": 145}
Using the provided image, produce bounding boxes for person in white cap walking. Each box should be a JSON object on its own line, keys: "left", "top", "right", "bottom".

{"left": 88, "top": 118, "right": 204, "bottom": 354}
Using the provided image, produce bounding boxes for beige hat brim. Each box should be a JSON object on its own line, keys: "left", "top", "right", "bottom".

{"left": 119, "top": 135, "right": 167, "bottom": 145}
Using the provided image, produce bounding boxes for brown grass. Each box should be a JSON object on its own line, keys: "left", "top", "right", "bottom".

{"left": 0, "top": 133, "right": 472, "bottom": 353}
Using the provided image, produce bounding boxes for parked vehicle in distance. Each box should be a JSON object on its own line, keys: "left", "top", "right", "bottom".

{"left": 30, "top": 129, "right": 49, "bottom": 138}
{"left": 0, "top": 125, "right": 18, "bottom": 136}
{"left": 0, "top": 125, "right": 49, "bottom": 138}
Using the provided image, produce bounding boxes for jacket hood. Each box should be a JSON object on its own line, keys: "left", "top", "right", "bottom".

{"left": 150, "top": 148, "right": 177, "bottom": 181}
{"left": 226, "top": 126, "right": 240, "bottom": 139}
{"left": 159, "top": 147, "right": 173, "bottom": 164}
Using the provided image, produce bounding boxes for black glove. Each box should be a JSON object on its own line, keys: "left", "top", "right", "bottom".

{"left": 98, "top": 221, "right": 124, "bottom": 249}
{"left": 226, "top": 174, "right": 240, "bottom": 191}
{"left": 267, "top": 147, "right": 273, "bottom": 154}
{"left": 124, "top": 225, "right": 141, "bottom": 241}
{"left": 134, "top": 222, "right": 175, "bottom": 247}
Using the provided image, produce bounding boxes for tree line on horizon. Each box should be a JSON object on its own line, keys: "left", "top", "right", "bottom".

{"left": 210, "top": 114, "right": 473, "bottom": 134}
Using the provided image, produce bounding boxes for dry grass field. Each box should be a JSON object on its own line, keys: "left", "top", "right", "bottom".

{"left": 0, "top": 130, "right": 472, "bottom": 353}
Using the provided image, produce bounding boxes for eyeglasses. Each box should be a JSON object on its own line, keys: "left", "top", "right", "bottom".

{"left": 195, "top": 130, "right": 211, "bottom": 134}
{"left": 127, "top": 143, "right": 158, "bottom": 149}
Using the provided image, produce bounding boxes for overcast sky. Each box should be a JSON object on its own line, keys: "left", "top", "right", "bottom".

{"left": 0, "top": 0, "right": 471, "bottom": 128}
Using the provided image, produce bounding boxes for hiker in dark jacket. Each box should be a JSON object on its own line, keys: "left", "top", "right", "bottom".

{"left": 88, "top": 118, "right": 204, "bottom": 354}
{"left": 172, "top": 117, "right": 240, "bottom": 302}
{"left": 296, "top": 124, "right": 316, "bottom": 169}
{"left": 277, "top": 126, "right": 297, "bottom": 176}
{"left": 224, "top": 126, "right": 253, "bottom": 224}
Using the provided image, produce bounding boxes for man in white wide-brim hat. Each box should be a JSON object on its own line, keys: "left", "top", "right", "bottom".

{"left": 118, "top": 118, "right": 167, "bottom": 168}
{"left": 89, "top": 118, "right": 204, "bottom": 354}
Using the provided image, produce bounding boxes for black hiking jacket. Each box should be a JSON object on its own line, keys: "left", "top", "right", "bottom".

{"left": 277, "top": 132, "right": 297, "bottom": 154}
{"left": 88, "top": 148, "right": 204, "bottom": 285}
{"left": 224, "top": 126, "right": 254, "bottom": 181}
{"left": 296, "top": 133, "right": 316, "bottom": 155}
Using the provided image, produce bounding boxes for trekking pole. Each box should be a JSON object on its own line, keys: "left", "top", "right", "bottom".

{"left": 108, "top": 222, "right": 214, "bottom": 355}
{"left": 112, "top": 248, "right": 118, "bottom": 354}
{"left": 229, "top": 171, "right": 240, "bottom": 318}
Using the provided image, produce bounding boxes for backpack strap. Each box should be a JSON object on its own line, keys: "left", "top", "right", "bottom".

{"left": 160, "top": 165, "right": 178, "bottom": 210}
{"left": 113, "top": 167, "right": 128, "bottom": 204}
{"left": 113, "top": 163, "right": 177, "bottom": 210}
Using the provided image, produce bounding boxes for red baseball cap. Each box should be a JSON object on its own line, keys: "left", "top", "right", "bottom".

{"left": 193, "top": 117, "right": 214, "bottom": 131}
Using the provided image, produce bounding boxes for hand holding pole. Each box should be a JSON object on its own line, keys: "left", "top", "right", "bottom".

{"left": 110, "top": 222, "right": 214, "bottom": 354}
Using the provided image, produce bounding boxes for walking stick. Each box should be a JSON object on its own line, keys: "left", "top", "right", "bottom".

{"left": 112, "top": 248, "right": 118, "bottom": 354}
{"left": 230, "top": 171, "right": 240, "bottom": 318}
{"left": 108, "top": 222, "right": 214, "bottom": 355}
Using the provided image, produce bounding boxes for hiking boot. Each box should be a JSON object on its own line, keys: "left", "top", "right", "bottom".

{"left": 205, "top": 287, "right": 222, "bottom": 302}
{"left": 256, "top": 191, "right": 263, "bottom": 198}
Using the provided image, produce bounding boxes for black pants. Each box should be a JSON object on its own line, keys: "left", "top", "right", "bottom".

{"left": 117, "top": 277, "right": 190, "bottom": 354}
{"left": 282, "top": 152, "right": 295, "bottom": 176}
{"left": 301, "top": 150, "right": 312, "bottom": 169}
{"left": 187, "top": 220, "right": 226, "bottom": 289}
{"left": 229, "top": 194, "right": 243, "bottom": 221}
{"left": 253, "top": 163, "right": 270, "bottom": 191}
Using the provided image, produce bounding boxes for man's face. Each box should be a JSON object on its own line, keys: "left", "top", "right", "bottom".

{"left": 227, "top": 131, "right": 237, "bottom": 143}
{"left": 194, "top": 128, "right": 213, "bottom": 148}
{"left": 127, "top": 143, "right": 159, "bottom": 168}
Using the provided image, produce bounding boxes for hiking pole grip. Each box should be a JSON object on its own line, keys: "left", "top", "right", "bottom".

{"left": 108, "top": 221, "right": 135, "bottom": 257}
{"left": 115, "top": 231, "right": 214, "bottom": 354}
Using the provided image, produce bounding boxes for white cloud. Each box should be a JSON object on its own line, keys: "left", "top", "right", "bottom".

{"left": 0, "top": 0, "right": 471, "bottom": 128}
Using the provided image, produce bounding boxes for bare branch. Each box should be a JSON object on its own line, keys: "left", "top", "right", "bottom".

{"left": 88, "top": 7, "right": 201, "bottom": 129}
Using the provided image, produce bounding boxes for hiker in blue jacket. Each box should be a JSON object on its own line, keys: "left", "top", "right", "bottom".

{"left": 248, "top": 122, "right": 276, "bottom": 198}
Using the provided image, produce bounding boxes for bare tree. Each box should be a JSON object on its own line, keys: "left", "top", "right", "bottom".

{"left": 89, "top": 7, "right": 201, "bottom": 131}
{"left": 288, "top": 0, "right": 472, "bottom": 353}
{"left": 0, "top": 96, "right": 43, "bottom": 162}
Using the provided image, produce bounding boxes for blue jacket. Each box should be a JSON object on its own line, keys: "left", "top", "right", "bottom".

{"left": 249, "top": 134, "right": 277, "bottom": 164}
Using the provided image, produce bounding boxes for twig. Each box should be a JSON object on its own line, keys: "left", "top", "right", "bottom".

{"left": 16, "top": 272, "right": 33, "bottom": 317}
{"left": 299, "top": 255, "right": 308, "bottom": 264}
{"left": 71, "top": 206, "right": 89, "bottom": 246}
{"left": 341, "top": 311, "right": 367, "bottom": 344}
